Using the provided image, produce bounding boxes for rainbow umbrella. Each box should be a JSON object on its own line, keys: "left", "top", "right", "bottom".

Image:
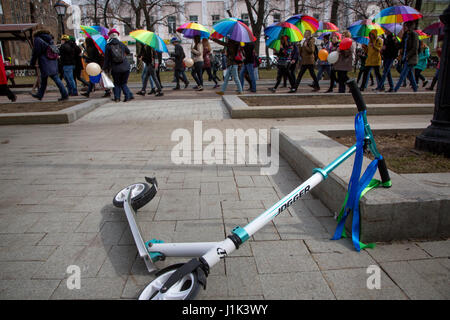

{"left": 317, "top": 21, "right": 339, "bottom": 32}
{"left": 212, "top": 18, "right": 256, "bottom": 43}
{"left": 81, "top": 25, "right": 109, "bottom": 37}
{"left": 423, "top": 22, "right": 444, "bottom": 36}
{"left": 129, "top": 30, "right": 168, "bottom": 53}
{"left": 353, "top": 36, "right": 369, "bottom": 45}
{"left": 176, "top": 22, "right": 210, "bottom": 39}
{"left": 90, "top": 34, "right": 107, "bottom": 54}
{"left": 348, "top": 19, "right": 384, "bottom": 38}
{"left": 264, "top": 22, "right": 303, "bottom": 51}
{"left": 415, "top": 30, "right": 431, "bottom": 40}
{"left": 380, "top": 23, "right": 403, "bottom": 35}
{"left": 373, "top": 5, "right": 422, "bottom": 25}
{"left": 286, "top": 14, "right": 319, "bottom": 34}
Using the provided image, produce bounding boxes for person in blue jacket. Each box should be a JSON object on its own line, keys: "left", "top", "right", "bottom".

{"left": 30, "top": 29, "right": 68, "bottom": 101}
{"left": 414, "top": 41, "right": 430, "bottom": 88}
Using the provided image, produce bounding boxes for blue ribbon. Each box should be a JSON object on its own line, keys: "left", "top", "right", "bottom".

{"left": 332, "top": 111, "right": 381, "bottom": 251}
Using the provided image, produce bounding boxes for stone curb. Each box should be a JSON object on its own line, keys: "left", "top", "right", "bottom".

{"left": 276, "top": 125, "right": 450, "bottom": 243}
{"left": 223, "top": 93, "right": 435, "bottom": 118}
{"left": 0, "top": 98, "right": 110, "bottom": 125}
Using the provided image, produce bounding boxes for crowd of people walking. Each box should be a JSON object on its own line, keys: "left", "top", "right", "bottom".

{"left": 0, "top": 20, "right": 442, "bottom": 103}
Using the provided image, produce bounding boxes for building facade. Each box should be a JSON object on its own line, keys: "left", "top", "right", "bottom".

{"left": 0, "top": 0, "right": 72, "bottom": 64}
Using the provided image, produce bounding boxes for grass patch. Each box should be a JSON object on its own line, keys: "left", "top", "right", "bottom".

{"left": 330, "top": 130, "right": 450, "bottom": 174}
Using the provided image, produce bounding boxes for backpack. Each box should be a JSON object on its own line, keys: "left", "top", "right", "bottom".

{"left": 41, "top": 39, "right": 59, "bottom": 60}
{"left": 110, "top": 42, "right": 125, "bottom": 64}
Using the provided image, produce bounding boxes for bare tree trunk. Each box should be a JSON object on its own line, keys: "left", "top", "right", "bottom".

{"left": 414, "top": 0, "right": 422, "bottom": 29}
{"left": 103, "top": 0, "right": 110, "bottom": 27}
{"left": 294, "top": 1, "right": 299, "bottom": 14}
{"left": 415, "top": 0, "right": 422, "bottom": 11}
{"left": 330, "top": 0, "right": 340, "bottom": 26}
{"left": 94, "top": 0, "right": 99, "bottom": 25}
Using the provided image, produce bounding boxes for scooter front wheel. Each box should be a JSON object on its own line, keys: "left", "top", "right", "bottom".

{"left": 139, "top": 264, "right": 201, "bottom": 300}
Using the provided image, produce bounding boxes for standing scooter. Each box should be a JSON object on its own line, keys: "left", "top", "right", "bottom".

{"left": 112, "top": 80, "right": 391, "bottom": 300}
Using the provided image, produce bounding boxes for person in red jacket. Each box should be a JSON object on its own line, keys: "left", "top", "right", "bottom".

{"left": 0, "top": 55, "right": 16, "bottom": 102}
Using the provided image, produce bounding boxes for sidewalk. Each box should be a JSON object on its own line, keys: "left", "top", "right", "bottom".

{"left": 6, "top": 77, "right": 432, "bottom": 103}
{"left": 0, "top": 97, "right": 448, "bottom": 300}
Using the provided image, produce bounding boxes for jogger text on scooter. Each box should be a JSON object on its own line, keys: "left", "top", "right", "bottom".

{"left": 182, "top": 304, "right": 269, "bottom": 317}
{"left": 276, "top": 185, "right": 311, "bottom": 216}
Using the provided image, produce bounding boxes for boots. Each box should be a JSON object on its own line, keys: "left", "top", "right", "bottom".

{"left": 426, "top": 77, "right": 437, "bottom": 91}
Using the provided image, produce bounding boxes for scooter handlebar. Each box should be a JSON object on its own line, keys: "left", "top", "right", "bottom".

{"left": 347, "top": 79, "right": 367, "bottom": 112}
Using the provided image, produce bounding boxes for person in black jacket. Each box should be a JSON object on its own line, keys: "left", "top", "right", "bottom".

{"left": 103, "top": 29, "right": 134, "bottom": 102}
{"left": 30, "top": 29, "right": 68, "bottom": 101}
{"left": 70, "top": 37, "right": 89, "bottom": 89}
{"left": 136, "top": 44, "right": 163, "bottom": 96}
{"left": 60, "top": 34, "right": 78, "bottom": 96}
{"left": 170, "top": 37, "right": 189, "bottom": 90}
{"left": 375, "top": 30, "right": 399, "bottom": 92}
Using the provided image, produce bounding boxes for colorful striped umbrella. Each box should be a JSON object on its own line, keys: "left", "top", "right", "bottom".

{"left": 415, "top": 30, "right": 431, "bottom": 40}
{"left": 90, "top": 34, "right": 107, "bottom": 54}
{"left": 129, "top": 30, "right": 168, "bottom": 53}
{"left": 264, "top": 22, "right": 303, "bottom": 51}
{"left": 373, "top": 5, "right": 422, "bottom": 25}
{"left": 81, "top": 25, "right": 109, "bottom": 37}
{"left": 423, "top": 22, "right": 444, "bottom": 36}
{"left": 353, "top": 36, "right": 369, "bottom": 45}
{"left": 176, "top": 22, "right": 210, "bottom": 39}
{"left": 286, "top": 14, "right": 319, "bottom": 34}
{"left": 212, "top": 18, "right": 256, "bottom": 43}
{"left": 317, "top": 21, "right": 339, "bottom": 32}
{"left": 380, "top": 23, "right": 403, "bottom": 35}
{"left": 348, "top": 19, "right": 384, "bottom": 38}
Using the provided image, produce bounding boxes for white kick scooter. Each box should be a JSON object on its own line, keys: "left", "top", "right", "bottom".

{"left": 112, "top": 80, "right": 391, "bottom": 300}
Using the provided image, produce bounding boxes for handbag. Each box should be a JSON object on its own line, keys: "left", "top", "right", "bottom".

{"left": 235, "top": 48, "right": 244, "bottom": 63}
{"left": 101, "top": 72, "right": 115, "bottom": 89}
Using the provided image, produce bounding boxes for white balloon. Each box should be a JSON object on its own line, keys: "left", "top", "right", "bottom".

{"left": 183, "top": 58, "right": 194, "bottom": 68}
{"left": 327, "top": 51, "right": 339, "bottom": 64}
{"left": 86, "top": 63, "right": 102, "bottom": 76}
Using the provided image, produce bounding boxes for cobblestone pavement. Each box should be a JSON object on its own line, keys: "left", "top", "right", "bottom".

{"left": 0, "top": 97, "right": 448, "bottom": 300}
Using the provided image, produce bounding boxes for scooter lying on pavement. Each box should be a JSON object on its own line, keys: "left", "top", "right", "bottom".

{"left": 112, "top": 79, "right": 392, "bottom": 300}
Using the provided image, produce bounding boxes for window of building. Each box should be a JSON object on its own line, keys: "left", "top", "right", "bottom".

{"left": 124, "top": 17, "right": 132, "bottom": 35}
{"left": 168, "top": 16, "right": 177, "bottom": 34}
{"left": 211, "top": 14, "right": 220, "bottom": 25}
{"left": 273, "top": 13, "right": 281, "bottom": 24}
{"left": 189, "top": 15, "right": 198, "bottom": 23}
{"left": 313, "top": 13, "right": 320, "bottom": 21}
{"left": 241, "top": 13, "right": 249, "bottom": 26}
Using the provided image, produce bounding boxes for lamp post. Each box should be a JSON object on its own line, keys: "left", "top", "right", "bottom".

{"left": 54, "top": 0, "right": 68, "bottom": 36}
{"left": 415, "top": 4, "right": 450, "bottom": 157}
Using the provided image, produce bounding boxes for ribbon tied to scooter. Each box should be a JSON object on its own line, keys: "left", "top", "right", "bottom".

{"left": 331, "top": 111, "right": 382, "bottom": 252}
